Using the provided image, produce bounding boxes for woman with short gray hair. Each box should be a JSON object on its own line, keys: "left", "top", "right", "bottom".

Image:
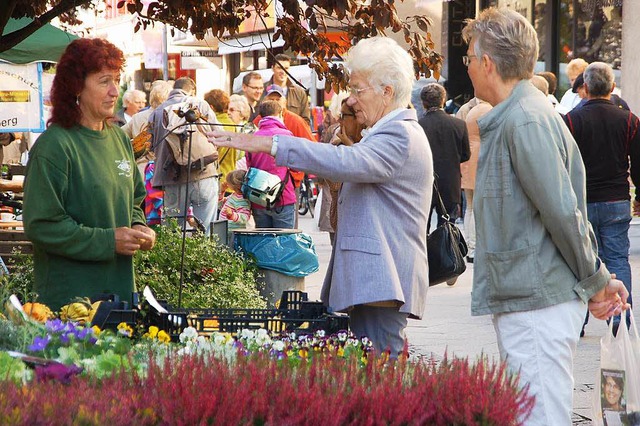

{"left": 461, "top": 8, "right": 629, "bottom": 425}
{"left": 346, "top": 36, "right": 414, "bottom": 110}
{"left": 462, "top": 8, "right": 538, "bottom": 82}
{"left": 209, "top": 36, "right": 433, "bottom": 356}
{"left": 228, "top": 94, "right": 251, "bottom": 124}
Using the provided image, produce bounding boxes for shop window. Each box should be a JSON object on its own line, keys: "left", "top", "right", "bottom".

{"left": 560, "top": 1, "right": 621, "bottom": 69}
{"left": 534, "top": 1, "right": 547, "bottom": 62}
{"left": 558, "top": 1, "right": 622, "bottom": 92}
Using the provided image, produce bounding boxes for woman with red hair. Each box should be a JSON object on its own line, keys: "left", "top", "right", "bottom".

{"left": 23, "top": 38, "right": 156, "bottom": 310}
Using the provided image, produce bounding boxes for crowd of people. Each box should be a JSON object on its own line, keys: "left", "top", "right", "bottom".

{"left": 14, "top": 7, "right": 635, "bottom": 425}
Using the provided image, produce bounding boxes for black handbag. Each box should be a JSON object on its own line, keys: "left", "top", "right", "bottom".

{"left": 427, "top": 183, "right": 468, "bottom": 286}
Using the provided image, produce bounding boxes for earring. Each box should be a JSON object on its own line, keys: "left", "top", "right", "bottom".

{"left": 76, "top": 96, "right": 80, "bottom": 106}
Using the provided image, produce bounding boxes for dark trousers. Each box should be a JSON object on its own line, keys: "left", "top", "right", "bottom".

{"left": 427, "top": 202, "right": 459, "bottom": 234}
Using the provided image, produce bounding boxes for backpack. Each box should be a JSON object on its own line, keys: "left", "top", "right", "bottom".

{"left": 241, "top": 167, "right": 290, "bottom": 210}
{"left": 162, "top": 98, "right": 218, "bottom": 171}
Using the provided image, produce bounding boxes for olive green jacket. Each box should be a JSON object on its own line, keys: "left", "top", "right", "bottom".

{"left": 471, "top": 80, "right": 609, "bottom": 316}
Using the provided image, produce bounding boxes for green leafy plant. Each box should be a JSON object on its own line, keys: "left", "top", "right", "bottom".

{"left": 0, "top": 251, "right": 36, "bottom": 302}
{"left": 0, "top": 220, "right": 265, "bottom": 310}
{"left": 134, "top": 221, "right": 266, "bottom": 309}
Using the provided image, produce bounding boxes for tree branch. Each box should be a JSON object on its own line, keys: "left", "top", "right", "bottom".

{"left": 0, "top": 0, "right": 18, "bottom": 37}
{"left": 0, "top": 0, "right": 92, "bottom": 53}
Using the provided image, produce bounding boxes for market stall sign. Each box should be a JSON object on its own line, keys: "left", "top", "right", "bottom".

{"left": 0, "top": 63, "right": 45, "bottom": 132}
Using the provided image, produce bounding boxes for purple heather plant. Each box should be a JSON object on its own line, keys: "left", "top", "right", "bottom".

{"left": 34, "top": 362, "right": 83, "bottom": 384}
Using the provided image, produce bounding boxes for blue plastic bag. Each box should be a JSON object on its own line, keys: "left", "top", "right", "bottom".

{"left": 234, "top": 231, "right": 319, "bottom": 277}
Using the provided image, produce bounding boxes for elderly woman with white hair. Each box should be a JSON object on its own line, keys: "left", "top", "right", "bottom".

{"left": 209, "top": 36, "right": 433, "bottom": 356}
{"left": 462, "top": 8, "right": 629, "bottom": 424}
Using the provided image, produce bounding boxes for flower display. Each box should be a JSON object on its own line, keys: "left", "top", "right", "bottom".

{"left": 0, "top": 295, "right": 534, "bottom": 424}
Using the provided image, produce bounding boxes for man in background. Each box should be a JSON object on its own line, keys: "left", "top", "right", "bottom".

{"left": 564, "top": 62, "right": 640, "bottom": 336}
{"left": 419, "top": 83, "right": 470, "bottom": 235}
{"left": 241, "top": 72, "right": 264, "bottom": 122}
{"left": 264, "top": 54, "right": 311, "bottom": 125}
{"left": 148, "top": 77, "right": 220, "bottom": 233}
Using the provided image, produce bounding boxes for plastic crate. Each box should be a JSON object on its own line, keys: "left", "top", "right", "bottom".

{"left": 88, "top": 298, "right": 135, "bottom": 330}
{"left": 143, "top": 291, "right": 350, "bottom": 340}
{"left": 278, "top": 290, "right": 308, "bottom": 311}
{"left": 98, "top": 309, "right": 137, "bottom": 332}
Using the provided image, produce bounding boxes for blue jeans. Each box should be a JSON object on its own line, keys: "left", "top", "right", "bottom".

{"left": 587, "top": 200, "right": 632, "bottom": 326}
{"left": 163, "top": 176, "right": 219, "bottom": 236}
{"left": 252, "top": 204, "right": 296, "bottom": 229}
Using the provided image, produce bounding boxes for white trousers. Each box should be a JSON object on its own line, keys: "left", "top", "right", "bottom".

{"left": 463, "top": 189, "right": 475, "bottom": 256}
{"left": 492, "top": 298, "right": 586, "bottom": 425}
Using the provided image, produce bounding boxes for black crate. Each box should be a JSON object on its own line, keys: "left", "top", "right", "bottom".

{"left": 278, "top": 290, "right": 308, "bottom": 311}
{"left": 90, "top": 299, "right": 136, "bottom": 331}
{"left": 98, "top": 309, "right": 138, "bottom": 332}
{"left": 143, "top": 291, "right": 349, "bottom": 339}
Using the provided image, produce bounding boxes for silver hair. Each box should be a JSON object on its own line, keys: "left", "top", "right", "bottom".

{"left": 583, "top": 62, "right": 614, "bottom": 97}
{"left": 123, "top": 89, "right": 146, "bottom": 106}
{"left": 149, "top": 81, "right": 171, "bottom": 109}
{"left": 328, "top": 91, "right": 350, "bottom": 118}
{"left": 462, "top": 8, "right": 538, "bottom": 81}
{"left": 346, "top": 37, "right": 414, "bottom": 109}
{"left": 228, "top": 94, "right": 251, "bottom": 121}
{"left": 420, "top": 83, "right": 446, "bottom": 109}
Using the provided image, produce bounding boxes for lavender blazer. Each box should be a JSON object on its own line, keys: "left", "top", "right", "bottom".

{"left": 275, "top": 108, "right": 433, "bottom": 318}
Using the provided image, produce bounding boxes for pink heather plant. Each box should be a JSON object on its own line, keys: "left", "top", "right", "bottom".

{"left": 0, "top": 352, "right": 534, "bottom": 425}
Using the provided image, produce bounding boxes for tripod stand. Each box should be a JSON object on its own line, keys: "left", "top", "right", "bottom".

{"left": 156, "top": 115, "right": 255, "bottom": 307}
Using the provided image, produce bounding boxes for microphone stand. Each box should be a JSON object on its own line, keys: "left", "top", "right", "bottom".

{"left": 158, "top": 115, "right": 254, "bottom": 308}
{"left": 177, "top": 124, "right": 195, "bottom": 309}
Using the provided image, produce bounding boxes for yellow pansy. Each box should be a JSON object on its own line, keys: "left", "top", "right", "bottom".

{"left": 157, "top": 330, "right": 171, "bottom": 343}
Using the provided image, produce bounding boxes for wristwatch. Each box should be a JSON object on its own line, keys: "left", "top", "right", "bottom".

{"left": 271, "top": 134, "right": 279, "bottom": 157}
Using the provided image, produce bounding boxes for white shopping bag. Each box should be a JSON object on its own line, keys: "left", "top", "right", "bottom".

{"left": 592, "top": 310, "right": 640, "bottom": 426}
{"left": 314, "top": 188, "right": 323, "bottom": 228}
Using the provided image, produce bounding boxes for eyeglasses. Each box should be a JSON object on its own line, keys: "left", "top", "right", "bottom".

{"left": 246, "top": 85, "right": 263, "bottom": 91}
{"left": 462, "top": 55, "right": 477, "bottom": 67}
{"left": 340, "top": 112, "right": 355, "bottom": 119}
{"left": 348, "top": 86, "right": 374, "bottom": 98}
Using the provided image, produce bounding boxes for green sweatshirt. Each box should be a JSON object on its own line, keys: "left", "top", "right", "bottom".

{"left": 23, "top": 123, "right": 147, "bottom": 311}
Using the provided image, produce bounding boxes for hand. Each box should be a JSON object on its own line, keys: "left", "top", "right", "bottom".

{"left": 588, "top": 274, "right": 630, "bottom": 320}
{"left": 115, "top": 227, "right": 153, "bottom": 256}
{"left": 132, "top": 224, "right": 156, "bottom": 251}
{"left": 336, "top": 127, "right": 355, "bottom": 146}
{"left": 207, "top": 130, "right": 272, "bottom": 153}
{"left": 633, "top": 200, "right": 640, "bottom": 216}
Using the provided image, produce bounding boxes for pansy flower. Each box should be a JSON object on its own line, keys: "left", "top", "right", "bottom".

{"left": 28, "top": 335, "right": 51, "bottom": 352}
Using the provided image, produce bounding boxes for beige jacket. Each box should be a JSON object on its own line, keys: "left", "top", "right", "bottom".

{"left": 460, "top": 102, "right": 492, "bottom": 190}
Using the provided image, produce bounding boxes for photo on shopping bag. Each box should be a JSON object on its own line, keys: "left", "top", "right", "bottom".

{"left": 601, "top": 369, "right": 627, "bottom": 426}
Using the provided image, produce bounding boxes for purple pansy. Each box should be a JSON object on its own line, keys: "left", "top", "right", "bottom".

{"left": 28, "top": 335, "right": 52, "bottom": 352}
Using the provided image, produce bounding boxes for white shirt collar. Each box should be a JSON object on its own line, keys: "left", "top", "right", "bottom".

{"left": 360, "top": 108, "right": 406, "bottom": 140}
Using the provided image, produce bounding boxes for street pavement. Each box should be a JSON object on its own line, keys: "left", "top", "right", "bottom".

{"left": 296, "top": 213, "right": 640, "bottom": 424}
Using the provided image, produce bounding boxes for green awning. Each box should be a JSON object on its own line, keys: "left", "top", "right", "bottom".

{"left": 0, "top": 18, "right": 78, "bottom": 64}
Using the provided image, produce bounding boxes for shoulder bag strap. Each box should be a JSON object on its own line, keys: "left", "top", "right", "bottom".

{"left": 432, "top": 178, "right": 450, "bottom": 222}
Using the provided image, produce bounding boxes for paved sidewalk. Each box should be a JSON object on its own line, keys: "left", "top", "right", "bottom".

{"left": 297, "top": 214, "right": 640, "bottom": 424}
